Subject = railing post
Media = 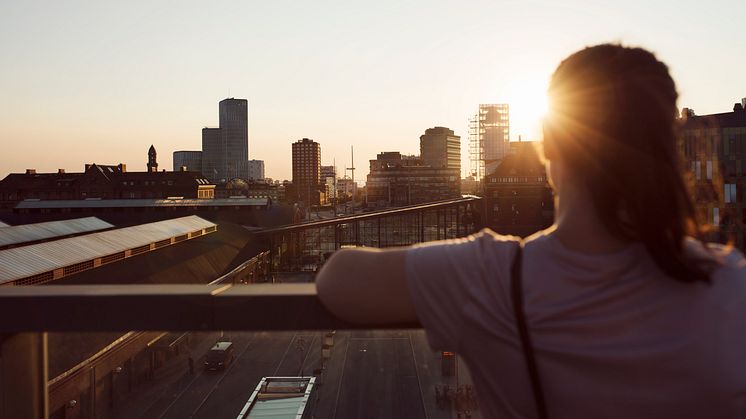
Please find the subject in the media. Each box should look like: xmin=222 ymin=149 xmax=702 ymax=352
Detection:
xmin=0 ymin=332 xmax=48 ymax=419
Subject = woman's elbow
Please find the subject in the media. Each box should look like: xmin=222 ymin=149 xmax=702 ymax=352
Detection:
xmin=316 ymin=250 xmax=354 ymax=320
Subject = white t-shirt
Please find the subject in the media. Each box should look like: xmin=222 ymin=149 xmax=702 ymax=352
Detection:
xmin=405 ymin=228 xmax=746 ymax=419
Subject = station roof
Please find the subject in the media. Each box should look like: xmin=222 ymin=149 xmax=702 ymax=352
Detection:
xmin=15 ymin=198 xmax=268 ymax=209
xmin=0 ymin=215 xmax=216 ymax=285
xmin=0 ymin=217 xmax=113 ymax=249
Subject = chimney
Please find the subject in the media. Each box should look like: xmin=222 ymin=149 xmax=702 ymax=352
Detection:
xmin=57 ymin=169 xmax=65 ymax=174
xmin=180 ymin=166 xmax=188 ymax=172
xmin=118 ymin=163 xmax=127 ymax=173
xmin=25 ymin=169 xmax=36 ymax=175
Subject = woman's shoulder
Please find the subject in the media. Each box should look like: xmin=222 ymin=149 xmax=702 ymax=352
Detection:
xmin=685 ymin=238 xmax=746 ymax=270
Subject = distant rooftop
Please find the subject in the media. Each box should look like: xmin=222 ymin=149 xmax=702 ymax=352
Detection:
xmin=0 ymin=217 xmax=113 ymax=249
xmin=15 ymin=197 xmax=268 ymax=210
xmin=0 ymin=215 xmax=216 ymax=285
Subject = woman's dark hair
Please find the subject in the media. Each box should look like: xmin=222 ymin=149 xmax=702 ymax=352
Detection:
xmin=545 ymin=44 xmax=710 ymax=282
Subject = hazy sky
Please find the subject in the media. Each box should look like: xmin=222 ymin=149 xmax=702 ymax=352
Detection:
xmin=1 ymin=0 xmax=744 ymax=181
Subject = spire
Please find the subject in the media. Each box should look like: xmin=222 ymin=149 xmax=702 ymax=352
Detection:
xmin=147 ymin=145 xmax=158 ymax=172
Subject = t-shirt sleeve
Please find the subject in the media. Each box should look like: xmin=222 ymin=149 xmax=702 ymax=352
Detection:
xmin=405 ymin=229 xmax=516 ymax=351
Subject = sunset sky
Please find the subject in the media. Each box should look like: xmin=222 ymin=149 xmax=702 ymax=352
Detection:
xmin=1 ymin=0 xmax=744 ymax=181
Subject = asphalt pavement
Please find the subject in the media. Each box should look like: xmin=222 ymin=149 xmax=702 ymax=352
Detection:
xmin=116 ymin=330 xmax=482 ymax=419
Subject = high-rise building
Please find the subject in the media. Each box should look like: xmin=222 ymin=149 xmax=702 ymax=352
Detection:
xmin=173 ymin=151 xmax=203 ymax=173
xmin=469 ymin=104 xmax=510 ymax=180
xmin=291 ymin=138 xmax=322 ymax=205
xmin=420 ymin=126 xmax=460 ymax=170
xmin=199 ymin=98 xmax=250 ymax=183
xmin=219 ymin=98 xmax=249 ymax=180
xmin=247 ymin=160 xmax=265 ymax=181
xmin=201 ymin=127 xmax=222 ymax=182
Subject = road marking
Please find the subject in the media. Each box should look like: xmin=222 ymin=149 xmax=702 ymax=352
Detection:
xmin=408 ymin=330 xmax=430 ymax=419
xmin=332 ymin=332 xmax=351 ymax=419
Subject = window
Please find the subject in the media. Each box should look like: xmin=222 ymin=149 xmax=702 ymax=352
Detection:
xmin=713 ymin=207 xmax=720 ymax=225
xmin=706 ymin=160 xmax=713 ymax=180
xmin=724 ymin=184 xmax=736 ymax=203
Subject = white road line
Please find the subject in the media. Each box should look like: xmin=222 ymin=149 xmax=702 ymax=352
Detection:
xmin=332 ymin=332 xmax=351 ymax=419
xmin=408 ymin=330 xmax=430 ymax=419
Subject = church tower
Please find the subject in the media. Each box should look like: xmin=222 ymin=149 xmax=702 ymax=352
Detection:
xmin=147 ymin=145 xmax=158 ymax=172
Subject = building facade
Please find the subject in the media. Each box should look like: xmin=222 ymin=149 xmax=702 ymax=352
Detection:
xmin=219 ymin=98 xmax=249 ymax=180
xmin=482 ymin=142 xmax=553 ymax=237
xmin=173 ymin=151 xmax=203 ymax=173
xmin=201 ymin=127 xmax=223 ymax=182
xmin=0 ymin=147 xmax=215 ymax=207
xmin=247 ymin=160 xmax=265 ymax=181
xmin=680 ymin=100 xmax=746 ymax=249
xmin=291 ymin=138 xmax=323 ymax=206
xmin=366 ymin=152 xmax=459 ymax=207
xmin=469 ymin=104 xmax=510 ymax=181
xmin=420 ymin=126 xmax=461 ymax=170
xmin=199 ymin=98 xmax=250 ymax=183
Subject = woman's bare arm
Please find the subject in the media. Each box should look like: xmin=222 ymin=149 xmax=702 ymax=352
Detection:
xmin=315 ymin=247 xmax=418 ymax=324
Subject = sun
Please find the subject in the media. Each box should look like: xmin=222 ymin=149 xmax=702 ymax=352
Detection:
xmin=503 ymin=77 xmax=549 ymax=142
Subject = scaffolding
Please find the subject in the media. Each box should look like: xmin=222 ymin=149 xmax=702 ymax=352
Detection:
xmin=469 ymin=104 xmax=510 ymax=182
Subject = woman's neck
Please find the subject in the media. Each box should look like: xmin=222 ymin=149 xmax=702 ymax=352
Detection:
xmin=552 ymin=182 xmax=629 ymax=254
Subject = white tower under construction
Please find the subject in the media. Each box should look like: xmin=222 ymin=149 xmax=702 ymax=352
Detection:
xmin=469 ymin=104 xmax=510 ymax=181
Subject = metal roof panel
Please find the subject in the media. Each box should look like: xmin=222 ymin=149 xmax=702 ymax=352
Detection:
xmin=0 ymin=217 xmax=114 ymax=248
xmin=0 ymin=216 xmax=216 ymax=284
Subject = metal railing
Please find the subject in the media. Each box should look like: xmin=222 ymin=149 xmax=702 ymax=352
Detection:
xmin=0 ymin=284 xmax=419 ymax=418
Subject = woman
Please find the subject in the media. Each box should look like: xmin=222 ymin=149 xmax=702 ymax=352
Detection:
xmin=316 ymin=44 xmax=746 ymax=418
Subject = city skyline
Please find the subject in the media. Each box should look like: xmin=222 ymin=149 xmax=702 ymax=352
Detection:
xmin=1 ymin=1 xmax=744 ymax=181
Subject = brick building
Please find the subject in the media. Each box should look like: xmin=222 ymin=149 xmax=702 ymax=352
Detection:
xmin=680 ymin=99 xmax=746 ymax=249
xmin=482 ymin=142 xmax=553 ymax=237
xmin=0 ymin=147 xmax=214 ymax=208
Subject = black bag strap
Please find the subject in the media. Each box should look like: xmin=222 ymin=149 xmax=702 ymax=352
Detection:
xmin=511 ymin=242 xmax=549 ymax=419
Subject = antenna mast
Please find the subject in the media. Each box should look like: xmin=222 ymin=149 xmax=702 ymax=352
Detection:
xmin=345 ymin=146 xmax=355 ymax=213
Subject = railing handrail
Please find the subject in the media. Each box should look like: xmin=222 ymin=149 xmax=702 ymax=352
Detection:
xmin=0 ymin=284 xmax=420 ymax=332
xmin=254 ymin=196 xmax=481 ymax=234
xmin=208 ymin=250 xmax=270 ymax=285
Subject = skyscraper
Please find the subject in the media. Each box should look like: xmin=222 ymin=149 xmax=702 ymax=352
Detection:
xmin=292 ymin=138 xmax=321 ymax=205
xmin=219 ymin=98 xmax=249 ymax=180
xmin=420 ymin=127 xmax=460 ymax=171
xmin=201 ymin=127 xmax=222 ymax=182
xmin=469 ymin=104 xmax=510 ymax=180
xmin=198 ymin=98 xmax=250 ymax=183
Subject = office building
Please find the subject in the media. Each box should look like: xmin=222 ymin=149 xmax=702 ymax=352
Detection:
xmin=201 ymin=127 xmax=223 ymax=182
xmin=366 ymin=152 xmax=459 ymax=207
xmin=469 ymin=104 xmax=510 ymax=181
xmin=291 ymin=138 xmax=323 ymax=206
xmin=247 ymin=160 xmax=265 ymax=181
xmin=199 ymin=98 xmax=249 ymax=183
xmin=420 ymin=127 xmax=460 ymax=170
xmin=219 ymin=98 xmax=249 ymax=180
xmin=173 ymin=151 xmax=203 ymax=173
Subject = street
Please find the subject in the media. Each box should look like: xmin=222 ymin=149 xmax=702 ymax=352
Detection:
xmin=115 ymin=330 xmax=481 ymax=418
